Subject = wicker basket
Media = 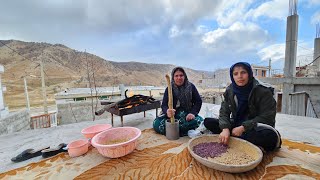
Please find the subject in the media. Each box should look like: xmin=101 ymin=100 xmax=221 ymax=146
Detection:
xmin=188 ymin=135 xmax=263 ymax=173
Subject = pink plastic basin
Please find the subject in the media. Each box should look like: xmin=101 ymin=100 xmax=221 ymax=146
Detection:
xmin=81 ymin=124 xmax=112 ymax=139
xmin=67 ymin=139 xmax=89 ymax=157
xmin=91 ymin=127 xmax=141 ymax=158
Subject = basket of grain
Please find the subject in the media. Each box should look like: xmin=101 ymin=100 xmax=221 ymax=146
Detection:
xmin=188 ymin=135 xmax=263 ymax=173
xmin=91 ymin=127 xmax=141 ymax=158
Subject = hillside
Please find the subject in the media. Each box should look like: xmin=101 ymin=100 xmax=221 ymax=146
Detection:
xmin=0 ymin=40 xmax=213 ymax=109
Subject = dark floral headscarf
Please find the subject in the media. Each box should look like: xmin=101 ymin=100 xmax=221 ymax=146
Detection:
xmin=171 ymin=67 xmax=192 ymax=112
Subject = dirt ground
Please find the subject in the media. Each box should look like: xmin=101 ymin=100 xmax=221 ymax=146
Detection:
xmin=3 ymin=77 xmax=78 ymax=111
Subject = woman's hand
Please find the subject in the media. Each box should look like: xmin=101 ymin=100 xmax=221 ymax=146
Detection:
xmin=166 ymin=109 xmax=176 ymax=118
xmin=186 ymin=113 xmax=195 ymax=121
xmin=219 ymin=128 xmax=230 ymax=145
xmin=232 ymin=126 xmax=245 ymax=137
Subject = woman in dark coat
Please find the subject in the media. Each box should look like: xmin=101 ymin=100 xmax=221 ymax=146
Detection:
xmin=153 ymin=67 xmax=203 ymax=136
xmin=204 ymin=62 xmax=281 ymax=151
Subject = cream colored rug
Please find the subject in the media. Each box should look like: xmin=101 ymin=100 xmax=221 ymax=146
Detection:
xmin=1 ymin=129 xmax=320 ymax=180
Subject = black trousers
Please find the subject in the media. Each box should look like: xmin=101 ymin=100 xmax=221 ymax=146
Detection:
xmin=204 ymin=118 xmax=281 ymax=152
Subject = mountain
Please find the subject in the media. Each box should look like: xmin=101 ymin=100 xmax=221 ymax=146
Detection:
xmin=0 ymin=40 xmax=213 ymax=109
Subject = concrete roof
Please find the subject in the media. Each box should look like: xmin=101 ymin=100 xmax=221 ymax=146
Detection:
xmin=55 ymin=87 xmax=120 ymax=96
xmin=55 ymin=86 xmax=166 ymax=99
xmin=251 ymin=65 xmax=269 ymax=70
xmin=126 ymin=86 xmax=165 ymax=91
xmin=55 ymin=86 xmax=166 ymax=96
xmin=0 ymin=103 xmax=319 ymax=173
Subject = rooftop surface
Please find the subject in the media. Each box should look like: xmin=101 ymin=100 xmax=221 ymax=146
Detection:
xmin=0 ymin=103 xmax=319 ymax=173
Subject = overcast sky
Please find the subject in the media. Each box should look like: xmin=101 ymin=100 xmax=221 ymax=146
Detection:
xmin=1 ymin=0 xmax=320 ymax=71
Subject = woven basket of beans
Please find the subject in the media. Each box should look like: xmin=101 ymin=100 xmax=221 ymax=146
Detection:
xmin=188 ymin=135 xmax=263 ymax=173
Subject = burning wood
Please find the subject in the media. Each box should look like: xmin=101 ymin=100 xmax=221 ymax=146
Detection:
xmin=116 ymin=95 xmax=156 ymax=109
xmin=95 ymin=94 xmax=157 ymax=116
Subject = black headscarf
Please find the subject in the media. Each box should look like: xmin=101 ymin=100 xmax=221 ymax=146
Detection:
xmin=171 ymin=67 xmax=192 ymax=112
xmin=229 ymin=62 xmax=253 ymax=125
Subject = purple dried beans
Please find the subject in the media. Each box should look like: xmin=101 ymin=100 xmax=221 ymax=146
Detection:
xmin=193 ymin=142 xmax=228 ymax=158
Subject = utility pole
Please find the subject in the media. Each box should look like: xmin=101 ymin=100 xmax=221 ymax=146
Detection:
xmin=40 ymin=57 xmax=48 ymax=114
xmin=299 ymin=60 xmax=301 ymax=76
xmin=268 ymin=58 xmax=272 ymax=77
xmin=23 ymin=77 xmax=30 ymax=111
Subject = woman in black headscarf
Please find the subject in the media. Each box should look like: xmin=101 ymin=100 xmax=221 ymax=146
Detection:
xmin=204 ymin=62 xmax=281 ymax=152
xmin=153 ymin=67 xmax=203 ymax=136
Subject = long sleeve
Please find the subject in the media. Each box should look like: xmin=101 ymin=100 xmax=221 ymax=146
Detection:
xmin=242 ymin=87 xmax=276 ymax=131
xmin=161 ymin=87 xmax=169 ymax=115
xmin=219 ymin=90 xmax=232 ymax=130
xmin=190 ymin=84 xmax=202 ymax=115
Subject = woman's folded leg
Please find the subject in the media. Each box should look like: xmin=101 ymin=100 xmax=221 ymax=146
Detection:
xmin=203 ymin=118 xmax=221 ymax=134
xmin=179 ymin=114 xmax=204 ymax=136
xmin=242 ymin=123 xmax=281 ymax=152
xmin=153 ymin=114 xmax=167 ymax=135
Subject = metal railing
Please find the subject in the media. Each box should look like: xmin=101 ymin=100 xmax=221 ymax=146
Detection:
xmin=30 ymin=112 xmax=57 ymax=129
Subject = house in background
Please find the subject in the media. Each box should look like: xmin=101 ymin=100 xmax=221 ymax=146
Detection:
xmin=296 ymin=65 xmax=319 ymax=77
xmin=200 ymin=68 xmax=229 ymax=88
xmin=251 ymin=65 xmax=269 ymax=78
xmin=200 ymin=65 xmax=270 ymax=88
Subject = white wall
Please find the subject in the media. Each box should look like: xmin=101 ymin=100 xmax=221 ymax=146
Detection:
xmin=0 ymin=75 xmax=4 ymax=111
xmin=0 ymin=64 xmax=7 ymax=118
xmin=0 ymin=110 xmax=30 ymax=135
xmin=57 ymin=101 xmax=110 ymax=125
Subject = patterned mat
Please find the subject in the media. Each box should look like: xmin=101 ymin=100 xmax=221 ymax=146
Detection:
xmin=1 ymin=129 xmax=320 ymax=179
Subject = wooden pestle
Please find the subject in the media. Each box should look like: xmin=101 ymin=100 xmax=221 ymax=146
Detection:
xmin=165 ymin=74 xmax=175 ymax=124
